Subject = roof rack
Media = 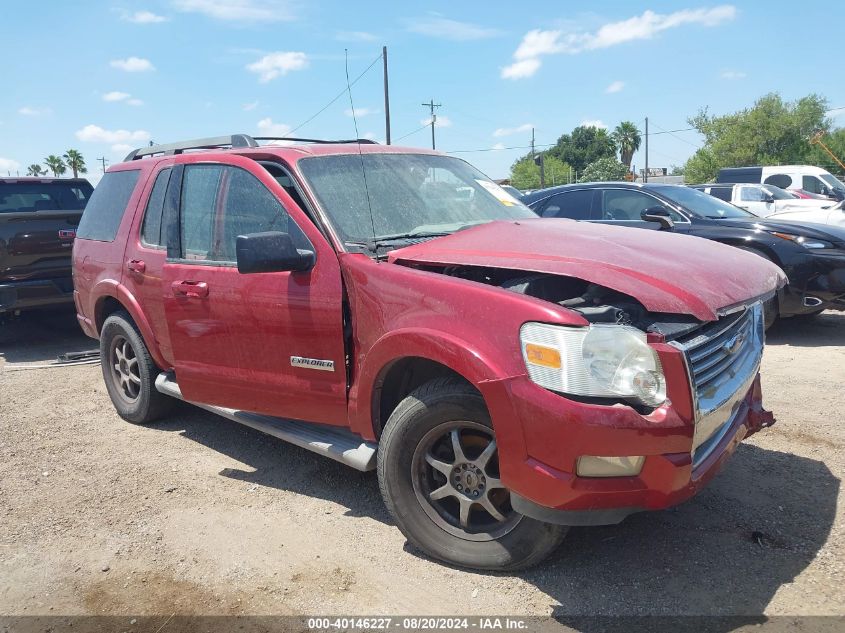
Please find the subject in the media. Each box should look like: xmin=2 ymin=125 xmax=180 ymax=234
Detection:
xmin=123 ymin=134 xmax=378 ymax=162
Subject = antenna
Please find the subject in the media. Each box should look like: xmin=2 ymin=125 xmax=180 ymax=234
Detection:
xmin=345 ymin=49 xmax=378 ymax=251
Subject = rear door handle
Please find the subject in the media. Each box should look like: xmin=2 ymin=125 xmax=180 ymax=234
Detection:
xmin=126 ymin=259 xmax=146 ymax=274
xmin=171 ymin=280 xmax=209 ymax=298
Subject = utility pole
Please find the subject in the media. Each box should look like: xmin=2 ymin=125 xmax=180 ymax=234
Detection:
xmin=97 ymin=157 xmax=109 ymax=173
xmin=530 ymin=127 xmax=535 ymax=162
xmin=644 ymin=116 xmax=649 ymax=183
xmin=421 ymin=99 xmax=441 ymax=150
xmin=383 ymin=46 xmax=391 ymax=145
xmin=531 ymin=127 xmax=545 ymax=188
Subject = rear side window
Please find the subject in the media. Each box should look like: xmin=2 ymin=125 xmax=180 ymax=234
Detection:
xmin=709 ymin=187 xmax=733 ymax=202
xmin=140 ymin=169 xmax=171 ymax=248
xmin=764 ymin=174 xmax=792 ymax=189
xmin=540 ymin=190 xmax=593 ymax=220
xmin=77 ymin=171 xmax=140 ymax=241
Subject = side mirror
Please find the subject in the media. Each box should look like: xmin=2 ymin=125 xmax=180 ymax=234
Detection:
xmin=640 ymin=206 xmax=674 ymax=230
xmin=763 ymin=194 xmax=775 ymax=204
xmin=236 ymin=231 xmax=315 ymax=274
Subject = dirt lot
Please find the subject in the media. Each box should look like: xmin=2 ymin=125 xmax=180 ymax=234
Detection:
xmin=1 ymin=309 xmax=843 ymax=619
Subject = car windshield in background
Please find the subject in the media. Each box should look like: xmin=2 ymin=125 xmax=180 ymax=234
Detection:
xmin=0 ymin=181 xmax=93 ymax=213
xmin=298 ymin=153 xmax=535 ymax=245
xmin=762 ymin=185 xmax=796 ymax=200
xmin=820 ymin=173 xmax=845 ymax=192
xmin=652 ymin=185 xmax=753 ymax=219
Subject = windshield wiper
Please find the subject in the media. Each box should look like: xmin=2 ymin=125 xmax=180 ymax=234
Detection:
xmin=367 ymin=231 xmax=451 ymax=250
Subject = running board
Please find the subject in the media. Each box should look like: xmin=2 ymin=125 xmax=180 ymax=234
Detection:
xmin=154 ymin=373 xmax=377 ymax=471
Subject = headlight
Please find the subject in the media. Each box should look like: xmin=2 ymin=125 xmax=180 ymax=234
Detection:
xmin=520 ymin=322 xmax=666 ymax=407
xmin=770 ymin=231 xmax=832 ymax=249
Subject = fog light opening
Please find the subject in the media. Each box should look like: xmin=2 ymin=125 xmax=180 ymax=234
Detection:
xmin=577 ymin=455 xmax=645 ymax=478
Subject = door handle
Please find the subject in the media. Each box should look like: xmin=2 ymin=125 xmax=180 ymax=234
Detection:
xmin=171 ymin=280 xmax=209 ymax=298
xmin=126 ymin=259 xmax=146 ymax=274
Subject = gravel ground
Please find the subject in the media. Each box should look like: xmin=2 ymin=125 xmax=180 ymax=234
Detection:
xmin=0 ymin=309 xmax=843 ymax=619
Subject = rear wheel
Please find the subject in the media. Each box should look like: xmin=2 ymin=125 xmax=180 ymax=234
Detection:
xmin=100 ymin=311 xmax=173 ymax=424
xmin=377 ymin=378 xmax=567 ymax=571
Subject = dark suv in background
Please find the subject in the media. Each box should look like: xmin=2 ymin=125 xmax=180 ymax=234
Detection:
xmin=0 ymin=177 xmax=93 ymax=315
xmin=522 ymin=182 xmax=845 ymax=323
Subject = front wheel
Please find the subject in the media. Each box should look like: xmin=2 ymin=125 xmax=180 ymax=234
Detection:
xmin=377 ymin=378 xmax=567 ymax=571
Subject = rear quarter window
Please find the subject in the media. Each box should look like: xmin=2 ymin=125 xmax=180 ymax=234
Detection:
xmin=77 ymin=170 xmax=141 ymax=242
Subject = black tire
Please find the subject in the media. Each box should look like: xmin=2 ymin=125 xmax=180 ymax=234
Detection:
xmin=377 ymin=377 xmax=567 ymax=571
xmin=100 ymin=310 xmax=173 ymax=424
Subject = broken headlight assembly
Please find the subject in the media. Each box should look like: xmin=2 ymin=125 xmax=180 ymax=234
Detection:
xmin=519 ymin=322 xmax=666 ymax=408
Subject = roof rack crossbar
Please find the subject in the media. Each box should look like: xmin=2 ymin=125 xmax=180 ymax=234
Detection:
xmin=124 ymin=134 xmax=259 ymax=161
xmin=123 ymin=134 xmax=379 ymax=162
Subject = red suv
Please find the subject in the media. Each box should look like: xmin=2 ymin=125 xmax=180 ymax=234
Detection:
xmin=73 ymin=134 xmax=783 ymax=570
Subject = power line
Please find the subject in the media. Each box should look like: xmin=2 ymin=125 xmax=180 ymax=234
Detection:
xmin=287 ymin=52 xmax=383 ymax=136
xmin=649 ymin=122 xmax=701 ymax=148
xmin=394 ymin=123 xmax=432 ymax=143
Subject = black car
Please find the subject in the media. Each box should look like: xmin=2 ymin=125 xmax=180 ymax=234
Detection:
xmin=522 ymin=182 xmax=845 ymax=323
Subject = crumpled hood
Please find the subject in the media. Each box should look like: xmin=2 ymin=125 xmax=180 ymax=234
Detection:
xmin=388 ymin=218 xmax=786 ymax=322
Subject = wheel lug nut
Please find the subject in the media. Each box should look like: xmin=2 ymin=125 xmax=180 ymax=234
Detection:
xmin=457 ymin=484 xmax=463 ymax=491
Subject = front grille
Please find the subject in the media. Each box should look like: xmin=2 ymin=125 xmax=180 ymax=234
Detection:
xmin=671 ymin=303 xmax=765 ymax=467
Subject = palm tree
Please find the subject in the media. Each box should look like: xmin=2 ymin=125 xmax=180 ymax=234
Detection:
xmin=612 ymin=121 xmax=642 ymax=171
xmin=27 ymin=164 xmax=47 ymax=176
xmin=63 ymin=149 xmax=87 ymax=178
xmin=44 ymin=155 xmax=67 ymax=178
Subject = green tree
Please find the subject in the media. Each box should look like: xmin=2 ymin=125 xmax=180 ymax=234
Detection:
xmin=547 ymin=125 xmax=617 ymax=172
xmin=62 ymin=149 xmax=87 ymax=178
xmin=578 ymin=157 xmax=629 ymax=182
xmin=808 ymin=128 xmax=845 ymax=179
xmin=683 ymin=93 xmax=830 ymax=183
xmin=612 ymin=121 xmax=642 ymax=170
xmin=26 ymin=164 xmax=47 ymax=176
xmin=510 ymin=154 xmax=572 ymax=190
xmin=44 ymin=155 xmax=66 ymax=177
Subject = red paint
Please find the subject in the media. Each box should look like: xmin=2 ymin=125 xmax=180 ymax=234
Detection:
xmin=73 ymin=143 xmax=780 ymax=518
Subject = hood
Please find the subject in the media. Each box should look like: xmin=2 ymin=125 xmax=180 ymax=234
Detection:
xmin=388 ymin=219 xmax=785 ymax=322
xmin=721 ymin=217 xmax=845 ymax=244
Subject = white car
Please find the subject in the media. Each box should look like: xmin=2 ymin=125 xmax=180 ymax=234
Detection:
xmin=717 ymin=165 xmax=845 ymax=201
xmin=694 ymin=183 xmax=845 ymax=227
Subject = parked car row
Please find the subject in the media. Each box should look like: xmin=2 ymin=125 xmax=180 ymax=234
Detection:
xmin=63 ymin=134 xmax=788 ymax=572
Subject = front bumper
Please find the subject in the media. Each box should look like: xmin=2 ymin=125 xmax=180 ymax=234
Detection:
xmin=0 ymin=277 xmax=74 ymax=313
xmin=478 ymin=336 xmax=772 ymax=526
xmin=780 ymin=250 xmax=845 ymax=314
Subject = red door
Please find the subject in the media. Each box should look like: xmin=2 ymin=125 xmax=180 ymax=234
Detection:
xmin=161 ymin=158 xmax=348 ymax=426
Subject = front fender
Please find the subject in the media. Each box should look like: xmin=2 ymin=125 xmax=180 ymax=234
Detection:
xmin=347 ymin=327 xmax=514 ymax=440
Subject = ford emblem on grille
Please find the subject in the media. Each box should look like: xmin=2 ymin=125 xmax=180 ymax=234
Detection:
xmin=722 ymin=331 xmax=746 ymax=356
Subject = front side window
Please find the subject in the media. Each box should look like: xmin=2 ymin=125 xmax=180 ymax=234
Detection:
xmin=297 ymin=153 xmax=535 ymax=246
xmin=540 ymin=190 xmax=593 ymax=220
xmin=740 ymin=186 xmax=763 ymax=202
xmin=598 ymin=189 xmax=659 ymax=221
xmin=802 ymin=175 xmax=826 ymax=194
xmin=179 ymin=164 xmax=299 ymax=263
xmin=649 ymin=185 xmax=753 ymax=219
xmin=77 ymin=170 xmax=140 ymax=241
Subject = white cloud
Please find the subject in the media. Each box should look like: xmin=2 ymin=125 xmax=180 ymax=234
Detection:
xmin=605 ymin=80 xmax=625 ymax=93
xmin=103 ymin=91 xmax=130 ymax=102
xmin=0 ymin=157 xmax=21 ymax=173
xmin=502 ymin=5 xmax=736 ymax=79
xmin=493 ymin=123 xmax=533 ymax=137
xmin=18 ymin=106 xmax=51 ymax=116
xmin=110 ymin=57 xmax=156 ymax=72
xmin=173 ymin=0 xmax=296 ymax=23
xmin=122 ymin=10 xmax=168 ymax=23
xmin=344 ymin=107 xmax=379 ymax=117
xmin=111 ymin=143 xmax=134 ymax=154
xmin=257 ymin=117 xmax=292 ymax=137
xmin=76 ymin=124 xmax=151 ymax=144
xmin=501 ymin=58 xmax=541 ymax=79
xmin=580 ymin=119 xmax=607 ymax=129
xmin=407 ymin=16 xmax=503 ymax=41
xmin=336 ymin=30 xmax=378 ymax=42
xmin=720 ymin=70 xmax=746 ymax=79
xmin=420 ymin=115 xmax=452 ymax=128
xmin=243 ymin=101 xmax=259 ymax=111
xmin=246 ymin=51 xmax=308 ymax=82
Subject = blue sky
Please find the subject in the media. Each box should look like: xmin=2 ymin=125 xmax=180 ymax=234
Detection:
xmin=2 ymin=1 xmax=844 ymax=183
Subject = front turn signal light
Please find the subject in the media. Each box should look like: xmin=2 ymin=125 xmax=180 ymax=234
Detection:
xmin=524 ymin=343 xmax=562 ymax=369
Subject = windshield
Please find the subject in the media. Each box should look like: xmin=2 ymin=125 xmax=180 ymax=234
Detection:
xmin=761 ymin=185 xmax=796 ymax=200
xmin=650 ymin=185 xmax=754 ymax=219
xmin=0 ymin=181 xmax=93 ymax=213
xmin=820 ymin=173 xmax=845 ymax=191
xmin=298 ymin=153 xmax=535 ymax=244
